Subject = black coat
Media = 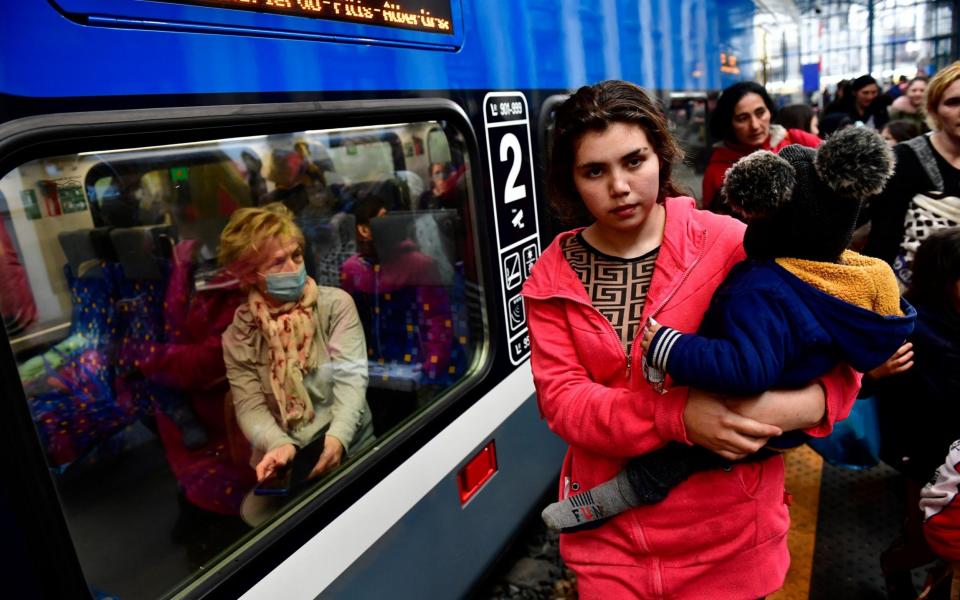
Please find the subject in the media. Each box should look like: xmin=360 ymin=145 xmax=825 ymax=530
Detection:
xmin=877 ymin=301 xmax=960 ymax=482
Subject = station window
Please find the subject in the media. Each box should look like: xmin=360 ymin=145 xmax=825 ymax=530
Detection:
xmin=0 ymin=119 xmax=481 ymax=598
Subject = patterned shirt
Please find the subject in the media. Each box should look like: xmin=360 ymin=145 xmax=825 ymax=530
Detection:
xmin=562 ymin=232 xmax=659 ymax=356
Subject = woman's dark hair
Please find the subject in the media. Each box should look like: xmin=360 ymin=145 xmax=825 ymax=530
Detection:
xmin=775 ymin=104 xmax=816 ymax=132
xmin=819 ymin=112 xmax=853 ymax=138
xmin=709 ymin=81 xmax=775 ymax=142
xmin=548 ymin=80 xmax=684 ymax=226
xmin=354 ymin=193 xmax=388 ymax=226
xmin=836 ymin=79 xmax=851 ymax=98
xmin=851 ymin=74 xmax=879 ymax=93
xmin=883 ymin=119 xmax=921 ymax=143
xmin=906 ymin=227 xmax=960 ymax=312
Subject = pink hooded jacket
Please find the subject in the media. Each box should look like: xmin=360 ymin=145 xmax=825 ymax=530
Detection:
xmin=522 ymin=197 xmax=860 ymax=599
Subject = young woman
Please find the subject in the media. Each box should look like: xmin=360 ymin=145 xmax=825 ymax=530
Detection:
xmin=864 ymin=62 xmax=960 ymax=285
xmin=701 ymin=82 xmax=820 ymax=211
xmin=521 ymin=80 xmax=860 ymax=598
xmin=843 ymin=74 xmax=889 ymax=130
xmin=219 ymin=203 xmax=374 ymax=486
xmin=888 ymin=77 xmax=929 ymax=134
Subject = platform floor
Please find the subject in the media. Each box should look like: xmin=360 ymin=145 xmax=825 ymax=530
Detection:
xmin=479 ymin=445 xmax=952 ymax=599
xmin=776 ymin=446 xmax=904 ymax=599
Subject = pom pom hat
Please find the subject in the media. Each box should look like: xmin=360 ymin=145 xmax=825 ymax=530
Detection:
xmin=721 ymin=127 xmax=894 ymax=261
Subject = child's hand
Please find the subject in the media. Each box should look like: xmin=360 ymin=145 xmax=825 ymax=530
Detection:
xmin=640 ymin=317 xmax=662 ymax=354
xmin=867 ymin=342 xmax=914 ymax=380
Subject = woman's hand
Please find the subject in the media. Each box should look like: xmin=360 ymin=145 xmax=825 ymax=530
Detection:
xmin=256 ymin=443 xmax=296 ymax=482
xmin=867 ymin=342 xmax=914 ymax=380
xmin=683 ymin=389 xmax=782 ymax=461
xmin=308 ymin=435 xmax=345 ymax=479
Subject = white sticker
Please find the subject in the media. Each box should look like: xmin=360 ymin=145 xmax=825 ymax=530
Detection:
xmin=483 ymin=91 xmax=541 ymax=365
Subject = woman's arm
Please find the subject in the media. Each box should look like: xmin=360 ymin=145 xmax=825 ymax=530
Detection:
xmin=222 ymin=326 xmax=296 ymax=454
xmin=322 ymin=289 xmax=369 ymax=454
xmin=134 ymin=335 xmax=229 ymax=391
xmin=683 ymin=389 xmax=783 ymax=461
xmin=726 ymin=362 xmax=862 ymax=437
xmin=725 ymin=383 xmax=825 ymax=432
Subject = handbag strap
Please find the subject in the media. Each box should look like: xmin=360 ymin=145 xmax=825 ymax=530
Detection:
xmin=905 ymin=133 xmax=944 ymax=192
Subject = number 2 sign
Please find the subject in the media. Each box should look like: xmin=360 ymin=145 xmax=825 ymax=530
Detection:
xmin=483 ymin=92 xmax=541 ymax=365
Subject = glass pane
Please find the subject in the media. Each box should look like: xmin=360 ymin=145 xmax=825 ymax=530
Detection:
xmin=427 ymin=126 xmax=452 ymax=166
xmin=0 ymin=119 xmax=482 ymax=599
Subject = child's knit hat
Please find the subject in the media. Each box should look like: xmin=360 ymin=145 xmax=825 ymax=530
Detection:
xmin=721 ymin=126 xmax=894 ymax=261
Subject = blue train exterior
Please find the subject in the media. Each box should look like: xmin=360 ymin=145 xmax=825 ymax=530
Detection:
xmin=0 ymin=2 xmax=757 ymax=598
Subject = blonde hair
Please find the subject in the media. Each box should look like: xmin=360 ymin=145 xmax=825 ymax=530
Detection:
xmin=926 ymin=62 xmax=960 ymax=130
xmin=218 ymin=202 xmax=304 ymax=286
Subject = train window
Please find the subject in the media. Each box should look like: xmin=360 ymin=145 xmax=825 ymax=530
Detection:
xmin=427 ymin=126 xmax=452 ymax=166
xmin=0 ymin=119 xmax=481 ymax=599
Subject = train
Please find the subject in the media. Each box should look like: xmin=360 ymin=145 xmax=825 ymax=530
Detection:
xmin=0 ymin=1 xmax=758 ymax=598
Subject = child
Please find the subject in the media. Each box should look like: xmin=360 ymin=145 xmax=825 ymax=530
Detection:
xmin=542 ymin=126 xmax=916 ymax=531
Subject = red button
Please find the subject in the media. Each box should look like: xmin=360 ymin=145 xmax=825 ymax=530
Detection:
xmin=457 ymin=440 xmax=498 ymax=505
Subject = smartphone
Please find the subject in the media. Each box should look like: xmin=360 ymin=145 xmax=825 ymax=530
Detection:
xmin=253 ymin=466 xmax=293 ymax=496
xmin=252 ymin=423 xmax=330 ymax=497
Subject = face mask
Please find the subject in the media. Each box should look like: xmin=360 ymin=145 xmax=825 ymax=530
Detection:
xmin=262 ymin=264 xmax=306 ymax=303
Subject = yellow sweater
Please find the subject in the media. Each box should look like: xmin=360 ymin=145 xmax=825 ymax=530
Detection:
xmin=776 ymin=250 xmax=903 ymax=317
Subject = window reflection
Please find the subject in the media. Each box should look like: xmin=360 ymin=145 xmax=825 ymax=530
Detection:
xmin=0 ymin=120 xmax=479 ymax=599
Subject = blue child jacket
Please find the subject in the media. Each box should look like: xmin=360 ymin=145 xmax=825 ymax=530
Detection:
xmin=648 ymin=256 xmax=917 ymax=398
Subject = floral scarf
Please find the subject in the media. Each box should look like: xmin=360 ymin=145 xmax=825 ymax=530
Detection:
xmin=247 ymin=277 xmax=320 ymax=431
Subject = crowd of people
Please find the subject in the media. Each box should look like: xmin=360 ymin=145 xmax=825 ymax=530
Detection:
xmin=526 ymin=64 xmax=960 ymax=599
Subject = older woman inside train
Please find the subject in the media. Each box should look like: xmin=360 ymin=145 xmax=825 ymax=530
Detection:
xmin=701 ymin=81 xmax=820 ymax=211
xmin=219 ymin=203 xmax=373 ymax=486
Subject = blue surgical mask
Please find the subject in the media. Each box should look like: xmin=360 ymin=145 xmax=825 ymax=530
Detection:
xmin=262 ymin=264 xmax=306 ymax=302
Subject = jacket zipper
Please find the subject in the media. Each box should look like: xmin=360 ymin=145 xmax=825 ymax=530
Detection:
xmin=632 ymin=231 xmax=709 ymax=388
xmin=647 ymin=231 xmax=708 ymax=321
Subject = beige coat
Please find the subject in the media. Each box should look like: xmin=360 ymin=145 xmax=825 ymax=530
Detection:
xmin=222 ymin=285 xmax=374 ymax=465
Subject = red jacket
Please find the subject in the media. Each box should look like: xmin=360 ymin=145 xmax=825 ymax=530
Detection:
xmin=0 ymin=220 xmax=37 ymax=334
xmin=522 ymin=197 xmax=860 ymax=599
xmin=920 ymin=440 xmax=960 ymax=563
xmin=122 ymin=245 xmax=255 ymax=515
xmin=702 ymin=127 xmax=822 ymax=210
